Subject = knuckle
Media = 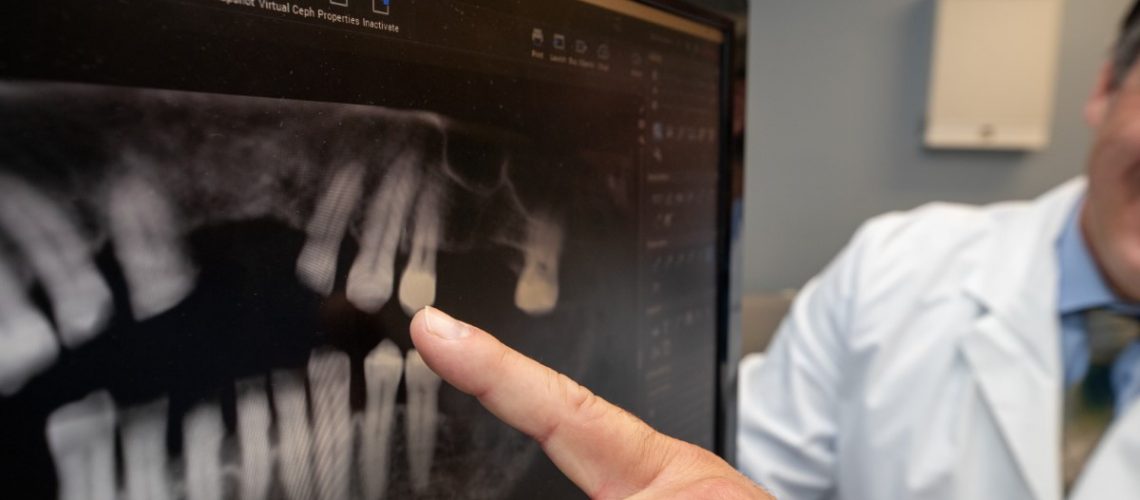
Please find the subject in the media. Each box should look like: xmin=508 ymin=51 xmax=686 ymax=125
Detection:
xmin=555 ymin=371 xmax=600 ymax=418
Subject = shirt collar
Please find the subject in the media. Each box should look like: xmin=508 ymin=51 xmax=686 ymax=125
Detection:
xmin=1057 ymin=198 xmax=1140 ymax=315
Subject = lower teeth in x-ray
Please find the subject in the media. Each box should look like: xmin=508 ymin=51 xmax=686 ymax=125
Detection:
xmin=360 ymin=339 xmax=403 ymax=500
xmin=44 ymin=347 xmax=444 ymax=500
xmin=182 ymin=401 xmax=225 ymax=500
xmin=121 ymin=399 xmax=173 ymax=500
xmin=46 ymin=392 xmax=117 ymax=500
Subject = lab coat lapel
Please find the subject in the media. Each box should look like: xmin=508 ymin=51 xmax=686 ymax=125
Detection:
xmin=1068 ymin=400 xmax=1140 ymax=499
xmin=960 ymin=178 xmax=1085 ymax=500
xmin=960 ymin=314 xmax=1061 ymax=500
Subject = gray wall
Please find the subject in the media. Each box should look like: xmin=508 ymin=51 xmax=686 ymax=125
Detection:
xmin=742 ymin=0 xmax=1132 ymax=293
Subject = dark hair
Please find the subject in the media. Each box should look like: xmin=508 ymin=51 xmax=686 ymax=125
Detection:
xmin=1113 ymin=0 xmax=1140 ymax=87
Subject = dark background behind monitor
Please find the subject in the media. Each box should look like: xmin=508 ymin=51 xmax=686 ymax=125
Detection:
xmin=0 ymin=0 xmax=738 ymax=497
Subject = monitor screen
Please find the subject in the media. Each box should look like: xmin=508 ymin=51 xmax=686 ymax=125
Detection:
xmin=0 ymin=0 xmax=733 ymax=498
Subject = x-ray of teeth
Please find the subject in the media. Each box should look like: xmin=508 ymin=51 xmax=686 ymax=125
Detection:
xmin=405 ymin=349 xmax=443 ymax=494
xmin=122 ymin=399 xmax=173 ymax=500
xmin=514 ymin=216 xmax=564 ymax=316
xmin=1 ymin=78 xmax=640 ymax=499
xmin=347 ymin=153 xmax=424 ymax=314
xmin=297 ymin=163 xmax=367 ymax=296
xmin=45 ymin=392 xmax=116 ymax=500
xmin=105 ymin=173 xmax=197 ymax=321
xmin=237 ymin=377 xmax=274 ymax=500
xmin=309 ymin=350 xmax=353 ymax=500
xmin=361 ymin=339 xmax=404 ymax=500
xmin=272 ymin=370 xmax=317 ymax=500
xmin=398 ymin=181 xmax=444 ymax=316
xmin=0 ymin=252 xmax=59 ymax=395
xmin=0 ymin=173 xmax=112 ymax=348
xmin=182 ymin=402 xmax=225 ymax=500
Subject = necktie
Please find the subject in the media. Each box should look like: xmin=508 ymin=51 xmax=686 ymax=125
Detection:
xmin=1061 ymin=309 xmax=1140 ymax=493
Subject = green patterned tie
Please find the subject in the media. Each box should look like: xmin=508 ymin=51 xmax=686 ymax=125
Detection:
xmin=1061 ymin=309 xmax=1140 ymax=493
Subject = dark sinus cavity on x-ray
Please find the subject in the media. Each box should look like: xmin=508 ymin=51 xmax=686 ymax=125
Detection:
xmin=0 ymin=79 xmax=641 ymax=499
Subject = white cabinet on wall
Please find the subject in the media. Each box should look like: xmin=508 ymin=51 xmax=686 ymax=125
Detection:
xmin=925 ymin=0 xmax=1066 ymax=151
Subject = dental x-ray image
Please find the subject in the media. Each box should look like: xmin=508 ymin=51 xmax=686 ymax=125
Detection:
xmin=0 ymin=81 xmax=641 ymax=499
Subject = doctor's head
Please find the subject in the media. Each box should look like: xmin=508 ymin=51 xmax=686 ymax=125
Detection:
xmin=1081 ymin=0 xmax=1140 ymax=301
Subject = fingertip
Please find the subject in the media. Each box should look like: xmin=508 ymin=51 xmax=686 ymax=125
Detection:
xmin=410 ymin=306 xmax=469 ymax=349
xmin=408 ymin=306 xmax=482 ymax=394
xmin=409 ymin=306 xmax=431 ymax=345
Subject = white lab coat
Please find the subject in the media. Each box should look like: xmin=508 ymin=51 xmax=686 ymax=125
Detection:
xmin=738 ymin=178 xmax=1140 ymax=500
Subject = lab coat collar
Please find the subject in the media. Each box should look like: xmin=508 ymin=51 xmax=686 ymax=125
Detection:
xmin=961 ymin=177 xmax=1087 ymax=500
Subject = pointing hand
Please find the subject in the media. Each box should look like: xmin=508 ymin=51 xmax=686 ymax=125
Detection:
xmin=409 ymin=307 xmax=773 ymax=500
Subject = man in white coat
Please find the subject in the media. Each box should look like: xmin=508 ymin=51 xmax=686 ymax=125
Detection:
xmin=410 ymin=2 xmax=1140 ymax=499
xmin=735 ymin=2 xmax=1140 ymax=498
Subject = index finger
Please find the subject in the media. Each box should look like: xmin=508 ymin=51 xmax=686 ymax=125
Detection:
xmin=408 ymin=306 xmax=677 ymax=498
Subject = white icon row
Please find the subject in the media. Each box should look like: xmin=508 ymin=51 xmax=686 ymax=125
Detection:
xmin=531 ymin=29 xmax=609 ymax=59
xmin=328 ymin=0 xmax=391 ymax=15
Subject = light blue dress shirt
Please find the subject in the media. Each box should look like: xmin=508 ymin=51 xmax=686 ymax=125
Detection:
xmin=1057 ymin=201 xmax=1140 ymax=417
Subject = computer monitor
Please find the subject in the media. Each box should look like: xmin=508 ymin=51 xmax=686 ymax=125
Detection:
xmin=0 ymin=0 xmax=736 ymax=498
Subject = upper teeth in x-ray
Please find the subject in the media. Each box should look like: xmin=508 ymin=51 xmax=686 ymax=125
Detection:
xmin=0 ymin=173 xmax=112 ymax=348
xmin=105 ymin=171 xmax=197 ymax=322
xmin=513 ymin=215 xmax=564 ymax=316
xmin=45 ymin=345 xmax=442 ymax=500
xmin=0 ymin=82 xmax=568 ymax=398
xmin=347 ymin=153 xmax=423 ymax=314
xmin=0 ymin=248 xmax=59 ymax=396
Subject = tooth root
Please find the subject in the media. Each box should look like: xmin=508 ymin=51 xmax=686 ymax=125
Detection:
xmin=271 ymin=370 xmax=316 ymax=500
xmin=106 ymin=175 xmax=196 ymax=321
xmin=297 ymin=164 xmax=366 ymax=295
xmin=360 ymin=340 xmax=404 ymax=500
xmin=237 ymin=377 xmax=272 ymax=500
xmin=183 ymin=402 xmax=224 ymax=500
xmin=46 ymin=391 xmax=117 ymax=500
xmin=347 ymin=155 xmax=422 ymax=313
xmin=308 ymin=350 xmax=353 ymax=500
xmin=398 ymin=183 xmax=442 ymax=316
xmin=0 ymin=174 xmax=111 ymax=347
xmin=121 ymin=399 xmax=173 ymax=500
xmin=514 ymin=216 xmax=563 ymax=316
xmin=0 ymin=255 xmax=59 ymax=396
xmin=404 ymin=349 xmax=442 ymax=494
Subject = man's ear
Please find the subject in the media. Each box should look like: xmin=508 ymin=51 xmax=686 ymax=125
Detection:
xmin=1085 ymin=62 xmax=1115 ymax=127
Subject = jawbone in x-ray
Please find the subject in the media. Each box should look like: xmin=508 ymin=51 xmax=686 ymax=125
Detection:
xmin=0 ymin=82 xmax=639 ymax=499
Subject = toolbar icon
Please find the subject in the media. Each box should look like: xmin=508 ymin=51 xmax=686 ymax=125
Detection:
xmin=553 ymin=33 xmax=566 ymax=51
xmin=372 ymin=0 xmax=390 ymax=15
xmin=532 ymin=28 xmax=545 ymax=47
xmin=575 ymin=39 xmax=588 ymax=54
xmin=331 ymin=0 xmax=348 ymax=6
xmin=597 ymin=43 xmax=610 ymax=60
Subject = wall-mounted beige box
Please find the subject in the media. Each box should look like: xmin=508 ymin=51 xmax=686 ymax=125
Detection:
xmin=925 ymin=0 xmax=1065 ymax=151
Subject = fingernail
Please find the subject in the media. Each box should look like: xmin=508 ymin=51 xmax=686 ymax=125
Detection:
xmin=423 ymin=306 xmax=468 ymax=340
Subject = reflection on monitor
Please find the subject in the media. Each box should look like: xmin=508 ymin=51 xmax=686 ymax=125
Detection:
xmin=0 ymin=1 xmax=730 ymax=498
